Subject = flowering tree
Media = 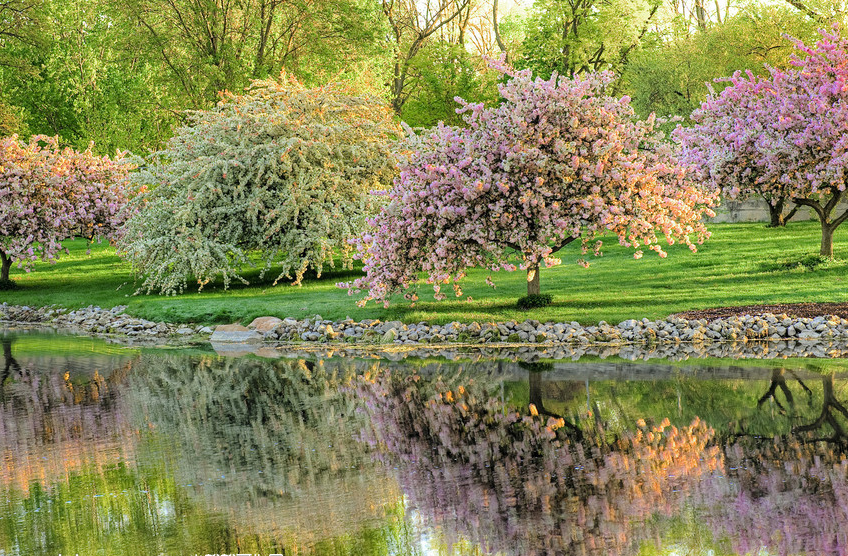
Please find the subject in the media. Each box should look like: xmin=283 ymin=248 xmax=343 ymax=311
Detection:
xmin=678 ymin=28 xmax=848 ymax=255
xmin=674 ymin=71 xmax=801 ymax=228
xmin=119 ymin=75 xmax=398 ymax=295
xmin=0 ymin=135 xmax=132 ymax=285
xmin=348 ymin=67 xmax=717 ymax=305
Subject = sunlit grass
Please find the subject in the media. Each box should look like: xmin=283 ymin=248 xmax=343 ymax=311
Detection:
xmin=3 ymin=220 xmax=848 ymax=325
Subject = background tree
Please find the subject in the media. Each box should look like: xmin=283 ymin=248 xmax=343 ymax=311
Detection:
xmin=518 ymin=0 xmax=662 ymax=80
xmin=119 ymin=76 xmax=398 ymax=295
xmin=400 ymin=41 xmax=499 ymax=127
xmin=0 ymin=135 xmax=132 ymax=285
xmin=0 ymin=0 xmax=179 ymax=154
xmin=349 ymin=67 xmax=717 ymax=306
xmin=624 ymin=1 xmax=818 ymax=127
xmin=0 ymin=0 xmax=45 ymax=69
xmin=381 ymin=0 xmax=473 ymax=116
xmin=677 ymin=28 xmax=848 ymax=255
xmin=122 ymin=0 xmax=386 ymax=108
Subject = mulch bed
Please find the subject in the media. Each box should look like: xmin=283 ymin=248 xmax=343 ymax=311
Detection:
xmin=673 ymin=302 xmax=848 ymax=321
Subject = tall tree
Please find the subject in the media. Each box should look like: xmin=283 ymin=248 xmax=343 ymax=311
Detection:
xmin=0 ymin=0 xmax=179 ymax=153
xmin=624 ymin=1 xmax=818 ymax=125
xmin=122 ymin=0 xmax=385 ymax=107
xmin=381 ymin=0 xmax=472 ymax=115
xmin=519 ymin=0 xmax=662 ymax=79
xmin=0 ymin=0 xmax=45 ymax=69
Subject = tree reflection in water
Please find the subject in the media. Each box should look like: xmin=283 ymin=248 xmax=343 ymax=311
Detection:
xmin=704 ymin=372 xmax=848 ymax=556
xmin=3 ymin=333 xmax=848 ymax=556
xmin=353 ymin=368 xmax=723 ymax=555
xmin=122 ymin=354 xmax=406 ymax=549
xmin=0 ymin=336 xmax=135 ymax=492
xmin=0 ymin=341 xmax=415 ymax=556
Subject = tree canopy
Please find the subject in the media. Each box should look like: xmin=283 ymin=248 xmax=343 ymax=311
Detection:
xmin=677 ymin=28 xmax=848 ymax=256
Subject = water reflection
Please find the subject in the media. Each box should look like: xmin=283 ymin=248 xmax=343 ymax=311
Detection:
xmin=2 ymin=331 xmax=848 ymax=555
xmin=353 ymin=368 xmax=723 ymax=556
xmin=122 ymin=354 xmax=403 ymax=549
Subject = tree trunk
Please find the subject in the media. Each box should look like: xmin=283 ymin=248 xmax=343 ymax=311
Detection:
xmin=821 ymin=221 xmax=835 ymax=257
xmin=768 ymin=206 xmax=786 ymax=227
xmin=527 ymin=265 xmax=540 ymax=296
xmin=766 ymin=197 xmax=800 ymax=227
xmin=493 ymin=0 xmax=509 ymax=61
xmin=768 ymin=198 xmax=788 ymax=227
xmin=0 ymin=251 xmax=11 ymax=282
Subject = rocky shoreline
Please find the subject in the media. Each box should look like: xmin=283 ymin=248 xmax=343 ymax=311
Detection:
xmin=3 ymin=302 xmax=848 ymax=355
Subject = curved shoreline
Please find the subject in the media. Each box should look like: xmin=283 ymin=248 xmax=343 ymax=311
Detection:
xmin=4 ymin=302 xmax=848 ymax=361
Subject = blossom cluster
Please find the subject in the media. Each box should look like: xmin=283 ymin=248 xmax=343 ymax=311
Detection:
xmin=0 ymin=135 xmax=132 ymax=279
xmin=349 ymin=67 xmax=717 ymax=306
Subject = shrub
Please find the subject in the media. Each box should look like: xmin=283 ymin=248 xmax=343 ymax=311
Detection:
xmin=517 ymin=293 xmax=554 ymax=310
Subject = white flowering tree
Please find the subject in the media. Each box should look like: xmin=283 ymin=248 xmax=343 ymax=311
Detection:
xmin=120 ymin=75 xmax=398 ymax=294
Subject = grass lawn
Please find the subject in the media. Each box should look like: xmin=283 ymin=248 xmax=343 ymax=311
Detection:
xmin=3 ymin=220 xmax=848 ymax=325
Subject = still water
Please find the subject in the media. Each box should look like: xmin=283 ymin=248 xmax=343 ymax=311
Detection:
xmin=2 ymin=329 xmax=848 ymax=556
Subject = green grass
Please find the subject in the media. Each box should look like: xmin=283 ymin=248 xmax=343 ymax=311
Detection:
xmin=3 ymin=220 xmax=848 ymax=325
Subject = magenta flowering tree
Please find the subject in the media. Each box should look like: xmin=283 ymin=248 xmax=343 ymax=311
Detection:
xmin=0 ymin=135 xmax=132 ymax=285
xmin=677 ymin=28 xmax=848 ymax=256
xmin=348 ymin=67 xmax=717 ymax=306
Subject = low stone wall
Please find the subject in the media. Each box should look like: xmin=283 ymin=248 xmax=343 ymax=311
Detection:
xmin=709 ymin=197 xmax=848 ymax=223
xmin=0 ymin=304 xmax=212 ymax=341
xmin=4 ymin=303 xmax=848 ymax=357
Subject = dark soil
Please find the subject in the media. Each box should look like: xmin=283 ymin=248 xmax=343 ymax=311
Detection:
xmin=673 ymin=302 xmax=848 ymax=321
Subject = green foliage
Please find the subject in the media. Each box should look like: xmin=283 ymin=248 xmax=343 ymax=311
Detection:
xmin=516 ymin=293 xmax=553 ymax=310
xmin=120 ymin=0 xmax=387 ymax=106
xmin=519 ymin=0 xmax=660 ymax=78
xmin=624 ymin=1 xmax=819 ymax=124
xmin=402 ymin=42 xmax=499 ymax=128
xmin=0 ymin=0 xmax=178 ymax=154
xmin=0 ymin=100 xmax=26 ymax=137
xmin=119 ymin=75 xmax=398 ymax=295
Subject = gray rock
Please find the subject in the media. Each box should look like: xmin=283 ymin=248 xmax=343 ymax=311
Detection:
xmin=211 ymin=324 xmax=263 ymax=343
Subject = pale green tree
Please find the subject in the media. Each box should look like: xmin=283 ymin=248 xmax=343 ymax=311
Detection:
xmin=121 ymin=0 xmax=386 ymax=107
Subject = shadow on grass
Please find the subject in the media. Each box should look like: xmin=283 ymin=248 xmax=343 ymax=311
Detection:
xmin=163 ymin=263 xmax=366 ymax=295
xmin=759 ymin=255 xmax=848 ymax=273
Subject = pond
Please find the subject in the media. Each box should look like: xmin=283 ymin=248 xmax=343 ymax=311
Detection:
xmin=2 ymin=328 xmax=848 ymax=556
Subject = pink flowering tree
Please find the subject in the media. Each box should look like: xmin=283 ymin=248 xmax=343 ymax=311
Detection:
xmin=674 ymin=71 xmax=801 ymax=229
xmin=677 ymin=28 xmax=848 ymax=256
xmin=348 ymin=67 xmax=717 ymax=306
xmin=0 ymin=135 xmax=132 ymax=286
